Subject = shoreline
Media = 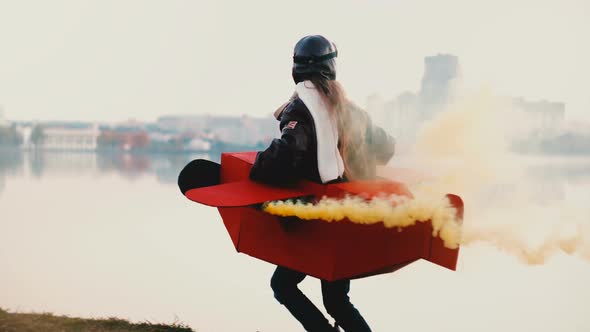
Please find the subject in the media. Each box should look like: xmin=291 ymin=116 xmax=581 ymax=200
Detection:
xmin=0 ymin=308 xmax=195 ymax=332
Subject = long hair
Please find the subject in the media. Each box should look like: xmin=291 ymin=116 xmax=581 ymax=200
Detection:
xmin=308 ymin=77 xmax=366 ymax=180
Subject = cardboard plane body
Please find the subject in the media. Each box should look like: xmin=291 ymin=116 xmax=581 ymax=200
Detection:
xmin=186 ymin=152 xmax=463 ymax=281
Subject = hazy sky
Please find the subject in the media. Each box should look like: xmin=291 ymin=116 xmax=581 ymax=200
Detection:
xmin=0 ymin=0 xmax=588 ymax=123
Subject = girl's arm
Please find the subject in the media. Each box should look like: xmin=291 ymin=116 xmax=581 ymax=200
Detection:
xmin=250 ymin=103 xmax=312 ymax=186
xmin=368 ymin=123 xmax=395 ymax=164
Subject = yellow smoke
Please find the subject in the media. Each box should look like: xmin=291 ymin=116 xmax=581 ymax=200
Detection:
xmin=461 ymin=225 xmax=586 ymax=265
xmin=412 ymin=89 xmax=590 ymax=265
xmin=263 ymin=189 xmax=463 ymax=250
xmin=263 ymin=192 xmax=589 ymax=265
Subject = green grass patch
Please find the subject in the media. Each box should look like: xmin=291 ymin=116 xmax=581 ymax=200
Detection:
xmin=0 ymin=308 xmax=195 ymax=332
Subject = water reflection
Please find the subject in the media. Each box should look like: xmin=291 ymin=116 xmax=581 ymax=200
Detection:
xmin=0 ymin=149 xmax=25 ymax=195
xmin=2 ymin=150 xmax=588 ymax=204
xmin=29 ymin=151 xmax=99 ymax=178
xmin=0 ymin=150 xmax=217 ymax=192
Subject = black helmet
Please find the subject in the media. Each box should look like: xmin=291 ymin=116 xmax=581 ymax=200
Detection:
xmin=292 ymin=35 xmax=338 ymax=84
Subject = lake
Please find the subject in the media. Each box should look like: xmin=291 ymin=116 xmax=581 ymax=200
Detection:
xmin=1 ymin=150 xmax=589 ymax=332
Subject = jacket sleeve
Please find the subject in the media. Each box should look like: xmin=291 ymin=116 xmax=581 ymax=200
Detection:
xmin=366 ymin=119 xmax=396 ymax=165
xmin=249 ymin=107 xmax=312 ymax=186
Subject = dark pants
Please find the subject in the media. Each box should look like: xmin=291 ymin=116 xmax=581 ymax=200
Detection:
xmin=271 ymin=266 xmax=372 ymax=332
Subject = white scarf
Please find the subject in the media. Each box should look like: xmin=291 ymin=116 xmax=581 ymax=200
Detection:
xmin=295 ymin=81 xmax=345 ymax=183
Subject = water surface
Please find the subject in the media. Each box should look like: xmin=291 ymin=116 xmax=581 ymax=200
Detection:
xmin=1 ymin=151 xmax=589 ymax=332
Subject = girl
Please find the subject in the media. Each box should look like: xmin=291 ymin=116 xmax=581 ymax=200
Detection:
xmin=250 ymin=35 xmax=395 ymax=332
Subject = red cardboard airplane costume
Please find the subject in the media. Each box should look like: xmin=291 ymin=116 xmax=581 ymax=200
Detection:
xmin=178 ymin=35 xmax=463 ymax=331
xmin=180 ymin=152 xmax=463 ymax=281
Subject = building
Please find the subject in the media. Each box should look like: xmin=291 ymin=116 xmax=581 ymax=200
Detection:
xmin=418 ymin=54 xmax=461 ymax=120
xmin=512 ymin=97 xmax=565 ymax=137
xmin=363 ymin=54 xmax=462 ymax=149
xmin=185 ymin=138 xmax=211 ymax=151
xmin=42 ymin=124 xmax=101 ymax=151
xmin=388 ymin=92 xmax=420 ymax=148
xmin=156 ymin=114 xmax=277 ymax=145
xmin=98 ymin=127 xmax=149 ymax=151
xmin=0 ymin=108 xmax=26 ymax=147
xmin=16 ymin=125 xmax=33 ymax=149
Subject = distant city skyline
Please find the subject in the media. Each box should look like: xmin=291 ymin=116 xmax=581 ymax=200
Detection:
xmin=1 ymin=0 xmax=589 ymax=123
xmin=3 ymin=51 xmax=587 ymax=156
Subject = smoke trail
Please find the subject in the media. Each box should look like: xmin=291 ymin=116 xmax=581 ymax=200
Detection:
xmin=462 ymin=224 xmax=587 ymax=265
xmin=263 ymin=193 xmax=589 ymax=265
xmin=263 ymin=191 xmax=462 ymax=249
xmin=411 ymin=89 xmax=590 ymax=264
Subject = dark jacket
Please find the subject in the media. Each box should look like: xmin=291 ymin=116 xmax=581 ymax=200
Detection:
xmin=249 ymin=97 xmax=395 ymax=186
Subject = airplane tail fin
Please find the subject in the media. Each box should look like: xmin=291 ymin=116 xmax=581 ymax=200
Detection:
xmin=424 ymin=194 xmax=464 ymax=271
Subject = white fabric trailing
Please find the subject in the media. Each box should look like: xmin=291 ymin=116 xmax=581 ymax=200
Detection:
xmin=295 ymin=81 xmax=345 ymax=183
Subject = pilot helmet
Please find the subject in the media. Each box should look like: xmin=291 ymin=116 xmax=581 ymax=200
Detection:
xmin=292 ymin=35 xmax=338 ymax=84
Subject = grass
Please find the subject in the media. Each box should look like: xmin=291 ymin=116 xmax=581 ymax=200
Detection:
xmin=0 ymin=308 xmax=195 ymax=332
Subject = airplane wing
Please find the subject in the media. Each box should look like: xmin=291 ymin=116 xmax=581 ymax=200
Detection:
xmin=186 ymin=180 xmax=312 ymax=207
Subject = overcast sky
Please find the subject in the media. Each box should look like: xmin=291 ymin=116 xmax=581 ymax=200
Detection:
xmin=0 ymin=0 xmax=588 ymax=123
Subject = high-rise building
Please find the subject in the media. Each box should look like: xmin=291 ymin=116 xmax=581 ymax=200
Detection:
xmin=365 ymin=54 xmax=461 ymax=149
xmin=418 ymin=54 xmax=461 ymax=120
